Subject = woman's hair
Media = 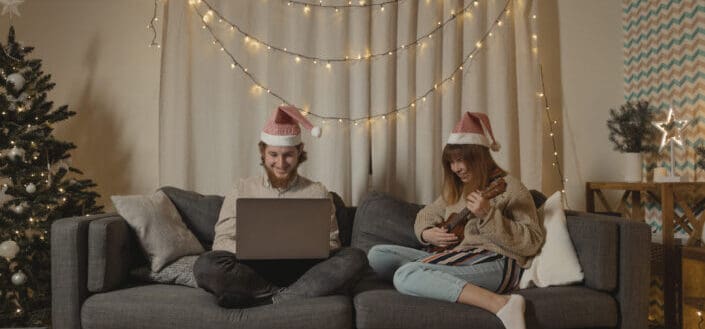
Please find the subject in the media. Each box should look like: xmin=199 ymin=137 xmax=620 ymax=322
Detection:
xmin=441 ymin=144 xmax=505 ymax=204
xmin=258 ymin=141 xmax=308 ymax=165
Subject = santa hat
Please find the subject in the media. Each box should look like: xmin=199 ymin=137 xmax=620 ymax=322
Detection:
xmin=447 ymin=112 xmax=501 ymax=151
xmin=261 ymin=105 xmax=322 ymax=146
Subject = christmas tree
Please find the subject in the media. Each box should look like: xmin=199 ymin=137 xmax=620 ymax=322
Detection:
xmin=0 ymin=27 xmax=103 ymax=326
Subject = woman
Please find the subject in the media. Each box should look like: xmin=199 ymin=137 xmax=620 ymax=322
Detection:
xmin=367 ymin=112 xmax=545 ymax=329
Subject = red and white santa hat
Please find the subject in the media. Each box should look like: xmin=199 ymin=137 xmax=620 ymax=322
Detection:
xmin=261 ymin=105 xmax=321 ymax=146
xmin=447 ymin=112 xmax=501 ymax=151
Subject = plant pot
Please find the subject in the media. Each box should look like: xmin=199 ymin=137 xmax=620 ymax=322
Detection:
xmin=623 ymin=152 xmax=643 ymax=182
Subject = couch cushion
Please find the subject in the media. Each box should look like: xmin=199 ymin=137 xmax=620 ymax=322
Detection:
xmin=351 ymin=192 xmax=424 ymax=253
xmin=82 ymin=284 xmax=353 ymax=329
xmin=566 ymin=215 xmax=618 ymax=292
xmin=354 ymin=286 xmax=617 ymax=329
xmin=160 ymin=186 xmax=224 ymax=250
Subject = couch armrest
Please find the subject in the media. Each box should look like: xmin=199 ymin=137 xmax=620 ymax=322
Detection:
xmin=87 ymin=215 xmax=133 ymax=292
xmin=51 ymin=214 xmax=113 ymax=329
xmin=568 ymin=211 xmax=650 ymax=329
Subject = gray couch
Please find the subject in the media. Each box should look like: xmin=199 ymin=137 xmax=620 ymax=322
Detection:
xmin=51 ymin=188 xmax=650 ymax=329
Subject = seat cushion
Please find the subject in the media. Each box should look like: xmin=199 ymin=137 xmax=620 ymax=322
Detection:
xmin=82 ymin=284 xmax=353 ymax=329
xmin=354 ymin=286 xmax=617 ymax=329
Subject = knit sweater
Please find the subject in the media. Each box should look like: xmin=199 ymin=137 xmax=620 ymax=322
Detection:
xmin=414 ymin=175 xmax=545 ymax=268
xmin=213 ymin=173 xmax=341 ymax=254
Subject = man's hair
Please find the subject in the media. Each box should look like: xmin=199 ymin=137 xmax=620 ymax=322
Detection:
xmin=258 ymin=141 xmax=308 ymax=164
xmin=440 ymin=144 xmax=505 ymax=204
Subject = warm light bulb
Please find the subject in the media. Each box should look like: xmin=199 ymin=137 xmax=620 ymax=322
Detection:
xmin=326 ymin=63 xmax=332 ymax=69
xmin=295 ymin=56 xmax=301 ymax=63
xmin=497 ymin=20 xmax=503 ymax=26
xmin=473 ymin=1 xmax=478 ymax=6
xmin=475 ymin=41 xmax=482 ymax=48
xmin=230 ymin=63 xmax=235 ymax=69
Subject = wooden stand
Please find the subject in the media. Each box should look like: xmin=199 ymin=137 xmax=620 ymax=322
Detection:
xmin=586 ymin=182 xmax=705 ymax=329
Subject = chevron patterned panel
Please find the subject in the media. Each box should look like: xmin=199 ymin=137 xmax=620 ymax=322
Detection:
xmin=624 ymin=0 xmax=705 ymax=237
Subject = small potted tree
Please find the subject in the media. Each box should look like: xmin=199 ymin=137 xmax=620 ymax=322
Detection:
xmin=607 ymin=100 xmax=659 ymax=181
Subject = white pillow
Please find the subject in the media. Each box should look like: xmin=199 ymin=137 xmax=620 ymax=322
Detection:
xmin=112 ymin=190 xmax=204 ymax=272
xmin=519 ymin=191 xmax=583 ymax=288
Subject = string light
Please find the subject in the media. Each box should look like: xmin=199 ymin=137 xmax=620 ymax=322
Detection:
xmin=197 ymin=0 xmax=489 ymax=65
xmin=286 ymin=0 xmax=402 ymax=9
xmin=192 ymin=0 xmax=512 ymax=124
xmin=148 ymin=0 xmax=163 ymax=48
xmin=538 ymin=64 xmax=568 ymax=204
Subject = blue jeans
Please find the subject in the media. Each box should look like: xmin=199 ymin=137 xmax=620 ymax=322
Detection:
xmin=367 ymin=245 xmax=505 ymax=302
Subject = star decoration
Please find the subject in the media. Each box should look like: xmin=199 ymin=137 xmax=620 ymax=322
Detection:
xmin=652 ymin=108 xmax=689 ymax=152
xmin=0 ymin=0 xmax=24 ymax=18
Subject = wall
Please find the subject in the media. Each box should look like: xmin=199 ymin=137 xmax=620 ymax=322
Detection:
xmin=540 ymin=0 xmax=626 ymax=210
xmin=0 ymin=1 xmax=624 ymax=211
xmin=0 ymin=0 xmax=161 ymax=210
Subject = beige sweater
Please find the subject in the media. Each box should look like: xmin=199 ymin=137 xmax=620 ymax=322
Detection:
xmin=213 ymin=173 xmax=341 ymax=254
xmin=414 ymin=175 xmax=545 ymax=268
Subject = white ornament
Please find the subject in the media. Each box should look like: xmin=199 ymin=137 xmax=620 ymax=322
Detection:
xmin=7 ymin=146 xmax=24 ymax=160
xmin=25 ymin=182 xmax=36 ymax=193
xmin=0 ymin=0 xmax=23 ymax=17
xmin=6 ymin=72 xmax=25 ymax=90
xmin=0 ymin=240 xmax=20 ymax=260
xmin=11 ymin=271 xmax=27 ymax=286
xmin=12 ymin=203 xmax=24 ymax=214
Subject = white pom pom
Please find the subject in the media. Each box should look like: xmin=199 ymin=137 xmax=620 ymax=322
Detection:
xmin=490 ymin=141 xmax=501 ymax=152
xmin=311 ymin=126 xmax=322 ymax=138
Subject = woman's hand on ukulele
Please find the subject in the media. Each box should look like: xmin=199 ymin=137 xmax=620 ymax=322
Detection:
xmin=422 ymin=227 xmax=459 ymax=247
xmin=466 ymin=191 xmax=490 ymax=218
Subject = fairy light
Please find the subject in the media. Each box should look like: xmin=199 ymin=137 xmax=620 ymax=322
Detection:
xmin=538 ymin=64 xmax=568 ymax=204
xmin=147 ymin=0 xmax=162 ymax=48
xmin=285 ymin=0 xmax=400 ymax=8
xmin=197 ymin=0 xmax=489 ymax=65
xmin=192 ymin=0 xmax=511 ymax=125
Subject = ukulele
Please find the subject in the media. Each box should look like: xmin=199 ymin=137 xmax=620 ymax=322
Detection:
xmin=424 ymin=176 xmax=507 ymax=253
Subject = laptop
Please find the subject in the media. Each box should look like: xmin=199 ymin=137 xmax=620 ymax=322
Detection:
xmin=235 ymin=198 xmax=331 ymax=260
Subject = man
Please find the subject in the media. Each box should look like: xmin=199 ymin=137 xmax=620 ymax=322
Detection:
xmin=194 ymin=105 xmax=367 ymax=308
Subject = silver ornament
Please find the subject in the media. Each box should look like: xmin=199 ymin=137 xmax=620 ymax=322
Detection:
xmin=0 ymin=240 xmax=20 ymax=260
xmin=8 ymin=146 xmax=25 ymax=160
xmin=12 ymin=203 xmax=24 ymax=214
xmin=25 ymin=183 xmax=36 ymax=193
xmin=6 ymin=73 xmax=25 ymax=90
xmin=11 ymin=271 xmax=27 ymax=286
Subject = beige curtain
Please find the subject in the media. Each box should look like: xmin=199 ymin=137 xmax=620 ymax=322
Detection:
xmin=159 ymin=0 xmax=543 ymax=205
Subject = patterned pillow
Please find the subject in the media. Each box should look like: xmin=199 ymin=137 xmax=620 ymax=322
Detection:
xmin=131 ymin=255 xmax=199 ymax=288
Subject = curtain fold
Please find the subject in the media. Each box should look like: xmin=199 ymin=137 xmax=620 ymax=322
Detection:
xmin=160 ymin=0 xmax=543 ymax=205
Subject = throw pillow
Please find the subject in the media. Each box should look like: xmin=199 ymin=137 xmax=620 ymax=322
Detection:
xmin=351 ymin=191 xmax=424 ymax=253
xmin=131 ymin=255 xmax=199 ymax=288
xmin=159 ymin=186 xmax=224 ymax=250
xmin=111 ymin=190 xmax=204 ymax=272
xmin=519 ymin=191 xmax=584 ymax=288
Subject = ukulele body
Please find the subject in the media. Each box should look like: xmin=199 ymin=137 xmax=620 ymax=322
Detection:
xmin=425 ymin=212 xmax=467 ymax=253
xmin=423 ymin=176 xmax=507 ymax=253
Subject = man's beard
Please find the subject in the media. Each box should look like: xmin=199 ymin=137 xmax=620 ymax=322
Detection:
xmin=263 ymin=164 xmax=299 ymax=188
